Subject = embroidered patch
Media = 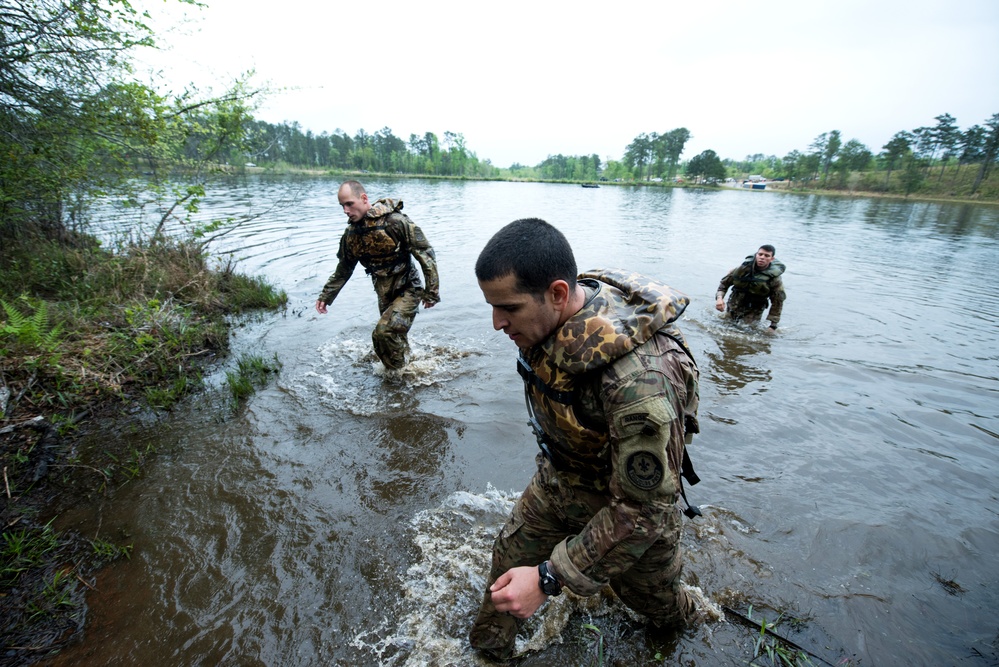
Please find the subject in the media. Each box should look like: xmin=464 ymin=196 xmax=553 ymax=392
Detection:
xmin=625 ymin=451 xmax=664 ymax=490
xmin=622 ymin=413 xmax=648 ymax=425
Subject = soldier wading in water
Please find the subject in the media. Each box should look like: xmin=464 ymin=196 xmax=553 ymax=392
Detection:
xmin=469 ymin=218 xmax=703 ymax=661
xmin=715 ymin=244 xmax=786 ymax=332
xmin=315 ymin=180 xmax=440 ymax=369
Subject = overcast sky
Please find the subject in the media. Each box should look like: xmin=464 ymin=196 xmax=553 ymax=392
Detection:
xmin=139 ymin=0 xmax=999 ymax=168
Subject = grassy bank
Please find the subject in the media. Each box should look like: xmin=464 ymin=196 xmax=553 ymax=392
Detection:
xmin=0 ymin=229 xmax=286 ymax=664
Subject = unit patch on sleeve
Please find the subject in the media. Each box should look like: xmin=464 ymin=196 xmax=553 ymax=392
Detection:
xmin=626 ymin=451 xmax=664 ymax=490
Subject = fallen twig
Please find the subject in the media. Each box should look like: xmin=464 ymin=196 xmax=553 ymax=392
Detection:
xmin=75 ymin=572 xmax=97 ymax=591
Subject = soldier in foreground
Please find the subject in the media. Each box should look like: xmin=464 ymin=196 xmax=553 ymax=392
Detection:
xmin=315 ymin=180 xmax=440 ymax=369
xmin=469 ymin=218 xmax=701 ymax=660
xmin=715 ymin=244 xmax=786 ymax=332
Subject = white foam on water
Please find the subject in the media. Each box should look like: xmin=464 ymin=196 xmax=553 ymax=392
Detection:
xmin=374 ymin=337 xmax=481 ymax=388
xmin=291 ymin=333 xmax=485 ymax=416
xmin=348 ymin=486 xmax=644 ymax=665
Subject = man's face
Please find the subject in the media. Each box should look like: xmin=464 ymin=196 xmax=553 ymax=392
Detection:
xmin=478 ymin=273 xmax=560 ymax=349
xmin=754 ymin=248 xmax=774 ymax=269
xmin=338 ymin=186 xmax=370 ymax=223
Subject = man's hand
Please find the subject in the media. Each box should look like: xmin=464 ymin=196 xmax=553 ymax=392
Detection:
xmin=489 ymin=565 xmax=547 ymax=619
xmin=315 ymin=299 xmax=328 ymax=314
xmin=422 ymin=298 xmax=436 ymax=309
xmin=715 ymin=298 xmax=725 ymax=312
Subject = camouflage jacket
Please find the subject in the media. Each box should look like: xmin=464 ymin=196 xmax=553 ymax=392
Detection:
xmin=520 ymin=270 xmax=701 ymax=595
xmin=716 ymin=256 xmax=786 ymax=323
xmin=317 ymin=199 xmax=440 ymax=311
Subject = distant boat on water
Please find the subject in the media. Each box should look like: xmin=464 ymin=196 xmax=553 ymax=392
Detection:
xmin=581 ymin=184 xmax=600 ymax=188
xmin=742 ymin=181 xmax=766 ymax=190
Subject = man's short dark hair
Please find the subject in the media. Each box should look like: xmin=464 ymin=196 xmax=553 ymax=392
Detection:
xmin=475 ymin=218 xmax=577 ymax=297
xmin=760 ymin=244 xmax=776 ymax=255
xmin=341 ymin=180 xmax=366 ymax=197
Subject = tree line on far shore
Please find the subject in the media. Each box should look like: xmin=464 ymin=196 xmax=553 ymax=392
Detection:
xmin=242 ymin=112 xmax=999 ymax=198
xmin=724 ymin=113 xmax=999 ymax=196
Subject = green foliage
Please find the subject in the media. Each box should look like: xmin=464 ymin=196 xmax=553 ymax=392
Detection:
xmin=145 ymin=373 xmax=198 ymax=409
xmin=747 ymin=606 xmax=814 ymax=667
xmin=225 ymin=353 xmax=281 ymax=407
xmin=26 ymin=567 xmax=78 ymax=620
xmin=2 ymin=522 xmax=60 ymax=586
xmin=580 ymin=623 xmax=606 ymax=666
xmin=686 ymin=149 xmax=727 ymax=182
xmin=90 ymin=538 xmax=133 ymax=563
xmin=0 ymin=233 xmax=284 ymax=422
xmin=243 ymin=120 xmax=501 ymax=177
xmin=901 ymin=157 xmax=927 ymax=195
xmin=624 ymin=129 xmax=692 ymax=181
xmin=537 ymin=153 xmax=603 ymax=181
xmin=214 ymin=255 xmax=288 ymax=311
xmin=0 ymin=0 xmax=261 ymax=247
xmin=1 ymin=297 xmax=64 ymax=352
xmin=713 ymin=112 xmax=998 ymax=199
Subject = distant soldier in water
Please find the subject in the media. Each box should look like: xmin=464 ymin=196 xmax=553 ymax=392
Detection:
xmin=715 ymin=244 xmax=786 ymax=332
xmin=315 ymin=180 xmax=440 ymax=369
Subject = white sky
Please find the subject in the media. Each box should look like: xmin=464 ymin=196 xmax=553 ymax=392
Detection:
xmin=138 ymin=0 xmax=999 ymax=168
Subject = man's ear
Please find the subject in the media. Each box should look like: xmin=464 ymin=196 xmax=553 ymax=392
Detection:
xmin=549 ymin=280 xmax=571 ymax=310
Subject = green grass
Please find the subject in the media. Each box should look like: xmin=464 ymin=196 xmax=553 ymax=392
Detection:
xmin=0 ymin=235 xmax=287 ymax=422
xmin=1 ymin=522 xmax=60 ymax=587
xmin=225 ymin=353 xmax=282 ymax=407
xmin=90 ymin=537 xmax=133 ymax=563
xmin=580 ymin=623 xmax=606 ymax=666
xmin=748 ymin=608 xmax=813 ymax=666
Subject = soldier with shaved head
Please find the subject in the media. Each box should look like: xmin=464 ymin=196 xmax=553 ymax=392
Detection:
xmin=315 ymin=180 xmax=439 ymax=369
xmin=469 ymin=218 xmax=702 ymax=660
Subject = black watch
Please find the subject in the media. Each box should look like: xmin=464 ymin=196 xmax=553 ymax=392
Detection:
xmin=538 ymin=561 xmax=562 ymax=596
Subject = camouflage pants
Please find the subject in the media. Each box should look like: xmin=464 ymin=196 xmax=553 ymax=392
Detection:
xmin=372 ymin=288 xmax=423 ymax=369
xmin=469 ymin=456 xmax=692 ymax=659
xmin=725 ymin=290 xmax=768 ymax=323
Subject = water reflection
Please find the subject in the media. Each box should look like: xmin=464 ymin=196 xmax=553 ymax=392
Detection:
xmin=703 ymin=326 xmax=773 ymax=394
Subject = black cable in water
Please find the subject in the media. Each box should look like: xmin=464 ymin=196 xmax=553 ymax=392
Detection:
xmin=721 ymin=605 xmax=840 ymax=667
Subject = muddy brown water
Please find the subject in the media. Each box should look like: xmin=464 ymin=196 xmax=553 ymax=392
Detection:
xmin=45 ymin=179 xmax=999 ymax=665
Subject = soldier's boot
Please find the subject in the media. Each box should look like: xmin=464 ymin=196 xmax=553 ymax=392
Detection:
xmin=469 ymin=595 xmax=518 ymax=662
xmin=372 ymin=327 xmax=408 ymax=369
xmin=645 ymin=584 xmax=697 ymax=628
xmin=373 ymin=305 xmax=416 ymax=369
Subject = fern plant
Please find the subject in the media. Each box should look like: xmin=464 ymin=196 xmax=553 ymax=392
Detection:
xmin=0 ymin=297 xmax=63 ymax=352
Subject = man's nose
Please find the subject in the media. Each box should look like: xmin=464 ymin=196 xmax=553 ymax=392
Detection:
xmin=491 ymin=309 xmax=507 ymax=331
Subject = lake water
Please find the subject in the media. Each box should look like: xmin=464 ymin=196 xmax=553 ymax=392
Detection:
xmin=46 ymin=178 xmax=999 ymax=666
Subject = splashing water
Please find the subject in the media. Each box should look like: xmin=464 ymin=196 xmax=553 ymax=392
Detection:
xmin=294 ymin=332 xmax=484 ymax=417
xmin=347 ymin=486 xmax=724 ymax=665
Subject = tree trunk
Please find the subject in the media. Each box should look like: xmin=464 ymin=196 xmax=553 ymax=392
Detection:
xmin=970 ymin=161 xmax=988 ymax=195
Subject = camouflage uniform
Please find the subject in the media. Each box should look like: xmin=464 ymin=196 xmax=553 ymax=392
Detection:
xmin=469 ymin=270 xmax=700 ymax=660
xmin=716 ymin=256 xmax=786 ymax=326
xmin=317 ymin=198 xmax=440 ymax=369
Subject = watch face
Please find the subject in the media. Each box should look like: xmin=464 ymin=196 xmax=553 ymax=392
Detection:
xmin=539 ymin=563 xmax=561 ymax=596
